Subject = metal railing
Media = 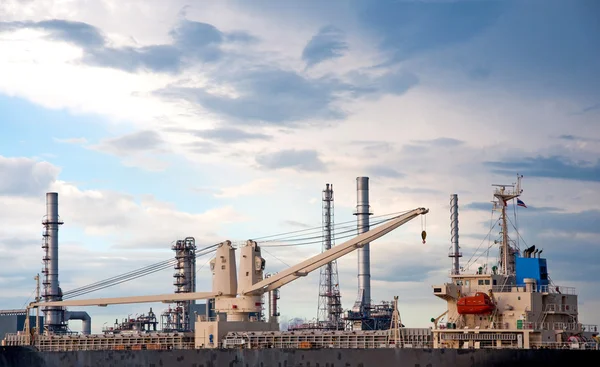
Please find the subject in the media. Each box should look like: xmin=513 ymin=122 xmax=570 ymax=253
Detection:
xmin=581 ymin=324 xmax=598 ymax=333
xmin=530 ymin=341 xmax=599 ymax=350
xmin=544 ymin=304 xmax=576 ymax=313
xmin=539 ymin=285 xmax=576 ymax=294
xmin=490 ymin=284 xmax=577 ymax=294
xmin=520 ymin=322 xmax=594 ymax=332
xmin=196 ymin=316 xmax=218 ymax=322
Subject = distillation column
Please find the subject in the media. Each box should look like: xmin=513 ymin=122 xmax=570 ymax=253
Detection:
xmin=353 ymin=177 xmax=372 ymax=318
xmin=449 ymin=194 xmax=462 ymax=275
xmin=317 ymin=183 xmax=343 ymax=329
xmin=41 ymin=192 xmax=66 ymax=333
xmin=171 ymin=237 xmax=196 ymax=330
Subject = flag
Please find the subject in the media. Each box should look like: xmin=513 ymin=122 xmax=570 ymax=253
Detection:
xmin=517 ymin=198 xmax=527 ymax=208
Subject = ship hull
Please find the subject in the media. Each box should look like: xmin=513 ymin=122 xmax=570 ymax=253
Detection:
xmin=1 ymin=346 xmax=598 ymax=367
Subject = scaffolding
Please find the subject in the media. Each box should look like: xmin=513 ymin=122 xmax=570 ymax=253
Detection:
xmin=162 ymin=237 xmax=196 ymax=331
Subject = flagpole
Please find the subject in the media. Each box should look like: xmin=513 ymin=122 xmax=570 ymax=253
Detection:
xmin=515 ymin=200 xmax=519 ymax=250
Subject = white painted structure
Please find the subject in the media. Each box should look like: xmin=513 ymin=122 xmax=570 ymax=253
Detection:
xmin=431 ymin=177 xmax=598 ymax=349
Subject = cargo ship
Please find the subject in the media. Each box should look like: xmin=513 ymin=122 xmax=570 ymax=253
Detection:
xmin=1 ymin=176 xmax=598 ymax=367
xmin=431 ymin=175 xmax=599 ymax=349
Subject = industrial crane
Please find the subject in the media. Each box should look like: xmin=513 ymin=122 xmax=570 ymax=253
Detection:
xmin=29 ymin=207 xmax=428 ymax=324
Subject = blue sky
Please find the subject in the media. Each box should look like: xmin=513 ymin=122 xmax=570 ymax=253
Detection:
xmin=0 ymin=0 xmax=599 ymax=332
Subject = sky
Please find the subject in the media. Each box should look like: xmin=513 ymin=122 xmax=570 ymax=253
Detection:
xmin=0 ymin=0 xmax=599 ymax=334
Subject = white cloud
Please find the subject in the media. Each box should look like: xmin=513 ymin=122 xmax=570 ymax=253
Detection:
xmin=53 ymin=137 xmax=88 ymax=144
xmin=46 ymin=180 xmax=247 ymax=247
xmin=213 ymin=178 xmax=277 ymax=199
xmin=0 ymin=156 xmax=60 ymax=196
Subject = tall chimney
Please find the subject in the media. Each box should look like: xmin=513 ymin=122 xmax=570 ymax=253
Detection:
xmin=354 ymin=177 xmax=372 ymax=315
xmin=449 ymin=194 xmax=462 ymax=275
xmin=42 ymin=192 xmax=65 ymax=332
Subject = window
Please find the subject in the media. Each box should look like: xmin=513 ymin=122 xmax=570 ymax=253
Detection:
xmin=485 ymin=280 xmax=490 ymax=285
xmin=478 ymin=280 xmax=484 ymax=285
xmin=493 ymin=279 xmax=497 ymax=285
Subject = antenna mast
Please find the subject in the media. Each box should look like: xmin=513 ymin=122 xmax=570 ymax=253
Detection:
xmin=492 ymin=174 xmax=523 ymax=275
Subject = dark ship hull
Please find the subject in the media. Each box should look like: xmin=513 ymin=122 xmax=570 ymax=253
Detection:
xmin=1 ymin=346 xmax=598 ymax=367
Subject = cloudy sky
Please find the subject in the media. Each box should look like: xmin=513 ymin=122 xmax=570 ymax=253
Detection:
xmin=0 ymin=0 xmax=599 ymax=333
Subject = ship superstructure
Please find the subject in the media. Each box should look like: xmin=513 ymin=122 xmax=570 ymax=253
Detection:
xmin=431 ymin=175 xmax=598 ymax=349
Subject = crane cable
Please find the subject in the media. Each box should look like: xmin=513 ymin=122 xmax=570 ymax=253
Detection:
xmin=61 ymin=210 xmax=412 ymax=298
xmin=62 ymin=245 xmax=219 ymax=299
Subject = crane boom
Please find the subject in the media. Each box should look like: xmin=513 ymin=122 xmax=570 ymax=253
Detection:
xmin=29 ymin=291 xmax=219 ymax=308
xmin=29 ymin=207 xmax=428 ymax=309
xmin=240 ymin=207 xmax=429 ymax=295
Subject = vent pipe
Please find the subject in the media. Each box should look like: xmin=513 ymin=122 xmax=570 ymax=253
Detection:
xmin=354 ymin=177 xmax=372 ymax=316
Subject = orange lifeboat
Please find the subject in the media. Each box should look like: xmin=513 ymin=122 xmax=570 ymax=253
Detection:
xmin=457 ymin=292 xmax=495 ymax=315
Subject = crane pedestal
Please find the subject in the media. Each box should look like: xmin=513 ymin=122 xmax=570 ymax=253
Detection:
xmin=214 ymin=295 xmax=263 ymax=321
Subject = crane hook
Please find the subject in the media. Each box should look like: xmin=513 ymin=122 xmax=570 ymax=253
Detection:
xmin=421 ymin=214 xmax=427 ymax=244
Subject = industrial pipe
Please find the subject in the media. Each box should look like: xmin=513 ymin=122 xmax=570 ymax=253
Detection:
xmin=65 ymin=311 xmax=91 ymax=335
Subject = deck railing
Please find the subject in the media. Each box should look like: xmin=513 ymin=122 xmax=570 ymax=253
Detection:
xmin=544 ymin=304 xmax=576 ymax=313
xmin=520 ymin=322 xmax=596 ymax=332
xmin=539 ymin=285 xmax=576 ymax=294
xmin=530 ymin=341 xmax=599 ymax=350
xmin=490 ymin=285 xmax=576 ymax=294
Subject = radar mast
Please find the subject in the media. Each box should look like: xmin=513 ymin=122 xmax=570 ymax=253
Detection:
xmin=492 ymin=174 xmax=523 ymax=276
